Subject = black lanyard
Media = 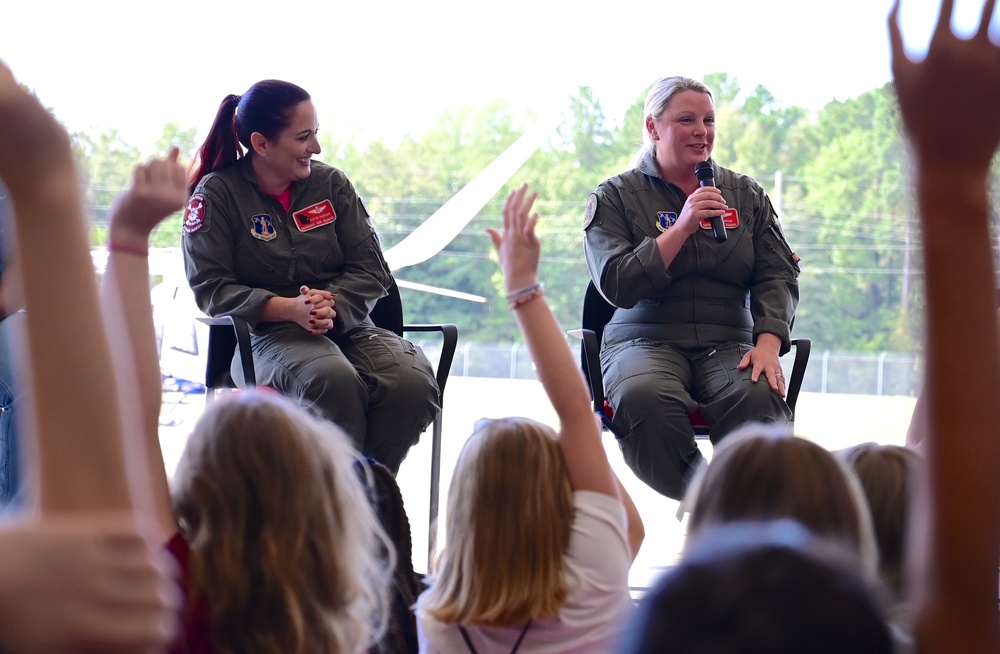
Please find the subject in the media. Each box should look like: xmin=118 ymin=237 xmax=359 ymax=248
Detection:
xmin=458 ymin=619 xmax=533 ymax=654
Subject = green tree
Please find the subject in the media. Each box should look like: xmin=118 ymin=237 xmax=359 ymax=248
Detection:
xmin=151 ymin=121 xmax=199 ymax=247
xmin=72 ymin=129 xmax=141 ymax=245
xmin=792 ymin=84 xmax=917 ymax=352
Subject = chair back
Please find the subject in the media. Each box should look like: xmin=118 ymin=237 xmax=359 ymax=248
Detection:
xmin=205 ymin=321 xmax=238 ymax=389
xmin=369 ymin=279 xmax=405 ymax=337
xmin=581 ymin=280 xmax=616 ymax=343
xmin=580 ymin=280 xmax=616 ymax=388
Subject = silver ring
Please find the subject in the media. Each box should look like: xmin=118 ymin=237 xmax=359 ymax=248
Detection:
xmin=774 ymin=373 xmax=784 ymax=378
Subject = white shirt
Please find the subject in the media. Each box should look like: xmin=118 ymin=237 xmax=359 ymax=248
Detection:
xmin=417 ymin=491 xmax=634 ymax=653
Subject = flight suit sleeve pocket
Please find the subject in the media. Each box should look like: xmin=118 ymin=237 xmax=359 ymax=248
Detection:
xmin=762 ymin=224 xmax=801 ymax=280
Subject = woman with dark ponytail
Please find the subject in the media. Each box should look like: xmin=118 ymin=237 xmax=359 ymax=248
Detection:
xmin=182 ymin=80 xmax=440 ymax=474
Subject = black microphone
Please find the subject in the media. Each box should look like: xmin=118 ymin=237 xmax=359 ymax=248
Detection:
xmin=694 ymin=161 xmax=727 ymax=243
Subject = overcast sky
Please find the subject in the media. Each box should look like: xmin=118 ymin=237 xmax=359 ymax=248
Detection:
xmin=2 ymin=0 xmax=993 ymax=152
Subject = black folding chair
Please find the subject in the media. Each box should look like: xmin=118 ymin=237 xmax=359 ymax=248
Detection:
xmin=578 ymin=280 xmax=810 ymax=438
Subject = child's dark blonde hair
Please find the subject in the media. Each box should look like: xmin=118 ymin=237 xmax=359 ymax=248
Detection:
xmin=172 ymin=391 xmax=393 ymax=654
xmin=419 ymin=417 xmax=574 ymax=626
xmin=839 ymin=442 xmax=923 ymax=598
xmin=686 ymin=423 xmax=878 ymax=578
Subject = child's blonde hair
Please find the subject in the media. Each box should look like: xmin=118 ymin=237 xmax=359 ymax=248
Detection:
xmin=419 ymin=417 xmax=574 ymax=626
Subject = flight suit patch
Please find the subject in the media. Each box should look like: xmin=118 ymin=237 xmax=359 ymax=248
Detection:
xmin=293 ymin=199 xmax=337 ymax=232
xmin=584 ymin=193 xmax=598 ymax=229
xmin=699 ymin=208 xmax=739 ymax=230
xmin=656 ymin=211 xmax=677 ymax=233
xmin=183 ymin=194 xmax=207 ymax=234
xmin=250 ymin=214 xmax=277 ymax=242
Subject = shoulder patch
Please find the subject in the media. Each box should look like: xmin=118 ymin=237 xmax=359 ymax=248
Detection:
xmin=584 ymin=193 xmax=598 ymax=230
xmin=183 ymin=194 xmax=207 ymax=234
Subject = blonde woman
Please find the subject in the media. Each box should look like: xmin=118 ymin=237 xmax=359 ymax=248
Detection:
xmin=100 ymin=147 xmax=394 ymax=653
xmin=416 ymin=185 xmax=644 ymax=653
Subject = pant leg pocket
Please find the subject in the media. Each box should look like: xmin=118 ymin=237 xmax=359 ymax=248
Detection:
xmin=345 ymin=327 xmax=401 ymax=373
xmin=407 ymin=342 xmax=440 ymax=392
xmin=692 ymin=343 xmax=751 ymax=403
xmin=600 ymin=338 xmax=660 ymax=388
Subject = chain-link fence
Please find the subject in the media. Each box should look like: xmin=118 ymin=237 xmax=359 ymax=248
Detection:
xmin=415 ymin=338 xmax=923 ymax=397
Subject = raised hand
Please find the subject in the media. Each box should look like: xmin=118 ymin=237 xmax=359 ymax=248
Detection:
xmin=487 ymin=183 xmax=541 ymax=292
xmin=108 ymin=147 xmax=188 ymax=249
xmin=889 ymin=0 xmax=1000 ymax=169
xmin=0 ymin=514 xmax=179 ymax=654
xmin=0 ymin=60 xmax=76 ymax=198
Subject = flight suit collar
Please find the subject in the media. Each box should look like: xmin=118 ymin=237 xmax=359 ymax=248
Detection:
xmin=236 ymin=155 xmax=310 ymax=201
xmin=637 ymin=150 xmax=720 ymax=190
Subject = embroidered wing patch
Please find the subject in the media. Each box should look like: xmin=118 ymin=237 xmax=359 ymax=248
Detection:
xmin=699 ymin=208 xmax=739 ymax=230
xmin=292 ymin=200 xmax=337 ymax=232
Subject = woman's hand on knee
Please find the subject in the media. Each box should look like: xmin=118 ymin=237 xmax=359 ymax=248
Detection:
xmin=737 ymin=335 xmax=786 ymax=396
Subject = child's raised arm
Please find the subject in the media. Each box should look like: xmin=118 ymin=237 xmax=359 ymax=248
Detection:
xmin=889 ymin=0 xmax=1000 ymax=651
xmin=0 ymin=61 xmax=131 ymax=510
xmin=101 ymin=147 xmax=188 ymax=536
xmin=487 ymin=185 xmax=620 ymax=499
xmin=0 ymin=58 xmax=178 ymax=653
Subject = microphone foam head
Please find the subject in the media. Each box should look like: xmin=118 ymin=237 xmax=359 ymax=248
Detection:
xmin=695 ymin=160 xmax=714 ymax=182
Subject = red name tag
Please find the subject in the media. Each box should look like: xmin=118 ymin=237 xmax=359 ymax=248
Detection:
xmin=292 ymin=200 xmax=337 ymax=232
xmin=700 ymin=208 xmax=740 ymax=230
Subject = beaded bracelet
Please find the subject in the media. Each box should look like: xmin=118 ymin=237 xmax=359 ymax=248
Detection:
xmin=506 ymin=282 xmax=545 ymax=309
xmin=108 ymin=241 xmax=149 ymax=257
xmin=510 ymin=287 xmax=544 ymax=309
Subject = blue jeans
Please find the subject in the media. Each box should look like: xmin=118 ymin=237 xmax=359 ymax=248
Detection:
xmin=0 ymin=311 xmax=22 ymax=510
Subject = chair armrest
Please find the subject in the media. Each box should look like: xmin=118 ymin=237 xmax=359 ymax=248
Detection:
xmin=786 ymin=337 xmax=811 ymax=415
xmin=197 ymin=315 xmax=256 ymax=389
xmin=580 ymin=328 xmax=604 ymax=414
xmin=403 ymin=323 xmax=458 ymax=395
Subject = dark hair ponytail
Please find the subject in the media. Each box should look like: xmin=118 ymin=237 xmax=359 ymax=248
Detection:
xmin=188 ymin=94 xmax=241 ymax=194
xmin=188 ymin=80 xmax=311 ymax=194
